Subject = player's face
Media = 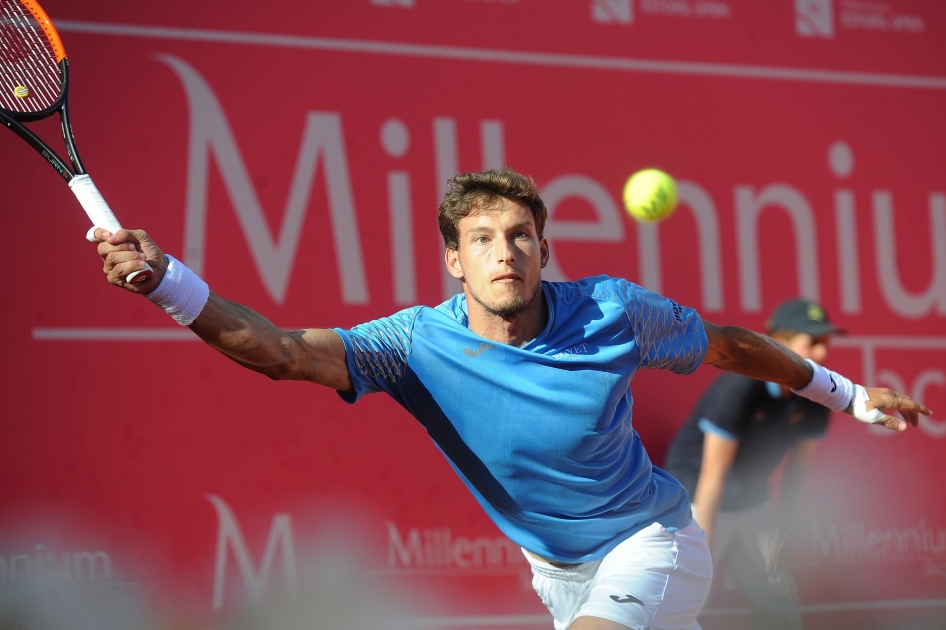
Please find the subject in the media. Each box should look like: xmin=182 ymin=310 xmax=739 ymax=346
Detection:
xmin=784 ymin=332 xmax=831 ymax=365
xmin=446 ymin=199 xmax=549 ymax=318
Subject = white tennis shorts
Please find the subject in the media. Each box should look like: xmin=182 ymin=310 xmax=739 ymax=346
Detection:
xmin=523 ymin=518 xmax=712 ymax=630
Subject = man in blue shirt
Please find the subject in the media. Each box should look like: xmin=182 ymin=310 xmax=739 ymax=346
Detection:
xmin=93 ymin=168 xmax=929 ymax=630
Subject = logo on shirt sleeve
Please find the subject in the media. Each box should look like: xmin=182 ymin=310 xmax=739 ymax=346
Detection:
xmin=671 ymin=301 xmax=683 ymax=324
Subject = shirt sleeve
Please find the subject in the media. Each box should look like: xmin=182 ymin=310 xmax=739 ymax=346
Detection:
xmin=698 ymin=417 xmax=739 ymax=441
xmin=332 ymin=306 xmax=421 ymax=403
xmin=616 ymin=279 xmax=708 ymax=374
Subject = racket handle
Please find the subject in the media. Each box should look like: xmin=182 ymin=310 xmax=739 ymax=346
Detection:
xmin=69 ymin=174 xmax=153 ymax=284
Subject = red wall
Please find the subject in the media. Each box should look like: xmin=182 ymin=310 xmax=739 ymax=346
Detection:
xmin=1 ymin=1 xmax=944 ymax=628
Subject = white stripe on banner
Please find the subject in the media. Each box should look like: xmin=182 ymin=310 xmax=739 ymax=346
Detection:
xmin=404 ymin=615 xmax=549 ymax=627
xmin=795 ymin=598 xmax=946 ymax=613
xmin=406 ymin=599 xmax=946 ymax=626
xmin=401 ymin=598 xmax=946 ymax=626
xmin=31 ymin=330 xmax=946 ymax=351
xmin=32 ymin=327 xmax=198 ymax=341
xmin=830 ymin=335 xmax=946 ymax=350
xmin=55 ymin=21 xmax=946 ymax=90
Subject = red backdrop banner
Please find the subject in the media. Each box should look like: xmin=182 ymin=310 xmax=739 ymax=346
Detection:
xmin=1 ymin=1 xmax=944 ymax=628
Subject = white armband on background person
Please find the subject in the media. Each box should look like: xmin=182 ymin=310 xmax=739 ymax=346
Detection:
xmin=791 ymin=359 xmax=886 ymax=424
xmin=145 ymin=255 xmax=209 ymax=326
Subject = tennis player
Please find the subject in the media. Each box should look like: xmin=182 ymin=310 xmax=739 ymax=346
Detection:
xmin=93 ymin=168 xmax=929 ymax=630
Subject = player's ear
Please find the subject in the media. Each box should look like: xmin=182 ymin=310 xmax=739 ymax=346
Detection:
xmin=445 ymin=248 xmax=464 ymax=279
xmin=539 ymin=239 xmax=550 ymax=269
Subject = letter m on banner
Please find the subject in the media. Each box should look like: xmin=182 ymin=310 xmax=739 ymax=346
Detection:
xmin=206 ymin=494 xmax=300 ymax=609
xmin=157 ymin=55 xmax=368 ymax=305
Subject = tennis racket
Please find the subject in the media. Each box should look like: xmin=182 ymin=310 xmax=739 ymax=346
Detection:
xmin=0 ymin=0 xmax=151 ymax=283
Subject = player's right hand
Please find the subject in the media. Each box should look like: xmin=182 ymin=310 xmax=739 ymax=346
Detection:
xmin=854 ymin=386 xmax=932 ymax=432
xmin=94 ymin=227 xmax=167 ymax=294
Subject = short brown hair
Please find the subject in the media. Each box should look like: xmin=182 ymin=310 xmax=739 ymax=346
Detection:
xmin=437 ymin=168 xmax=548 ymax=250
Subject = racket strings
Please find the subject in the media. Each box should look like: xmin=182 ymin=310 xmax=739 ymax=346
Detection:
xmin=0 ymin=0 xmax=61 ymax=113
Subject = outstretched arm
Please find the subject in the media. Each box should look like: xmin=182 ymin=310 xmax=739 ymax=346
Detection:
xmin=95 ymin=228 xmax=352 ymax=391
xmin=702 ymin=320 xmax=931 ymax=431
xmin=189 ymin=292 xmax=351 ymax=389
xmin=701 ymin=321 xmax=812 ymax=387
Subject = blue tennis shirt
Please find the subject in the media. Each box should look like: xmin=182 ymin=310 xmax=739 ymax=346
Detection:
xmin=334 ymin=275 xmax=708 ymax=563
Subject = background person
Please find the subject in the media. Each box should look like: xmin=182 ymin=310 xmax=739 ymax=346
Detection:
xmin=664 ymin=298 xmax=846 ymax=630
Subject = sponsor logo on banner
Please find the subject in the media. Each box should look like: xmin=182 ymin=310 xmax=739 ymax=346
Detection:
xmin=371 ymin=0 xmax=415 ymax=7
xmin=838 ymin=0 xmax=926 ymax=34
xmin=375 ymin=0 xmax=521 ymax=4
xmin=592 ymin=0 xmax=634 ymax=24
xmin=639 ymin=0 xmax=731 ymax=19
xmin=796 ymin=0 xmax=835 ymax=37
xmin=206 ymin=495 xmax=530 ymax=611
xmin=797 ymin=0 xmax=927 ymax=38
xmin=385 ymin=521 xmax=526 ymax=571
xmin=207 ymin=494 xmax=299 ymax=610
xmin=0 ymin=543 xmax=113 ymax=583
xmin=592 ymin=0 xmax=734 ymax=23
xmin=809 ymin=519 xmax=946 ymax=579
xmin=107 ymin=60 xmax=946 ymax=439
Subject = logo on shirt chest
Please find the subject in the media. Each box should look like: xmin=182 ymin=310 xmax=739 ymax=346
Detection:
xmin=463 ymin=343 xmax=492 ymax=358
xmin=551 ymin=343 xmax=589 ymax=361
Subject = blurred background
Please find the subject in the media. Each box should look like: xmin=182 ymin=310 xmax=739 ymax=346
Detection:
xmin=1 ymin=1 xmax=944 ymax=628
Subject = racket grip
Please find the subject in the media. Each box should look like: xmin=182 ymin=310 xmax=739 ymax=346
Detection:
xmin=69 ymin=174 xmax=152 ymax=284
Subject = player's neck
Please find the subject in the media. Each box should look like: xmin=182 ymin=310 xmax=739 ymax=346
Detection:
xmin=466 ymin=290 xmax=548 ymax=347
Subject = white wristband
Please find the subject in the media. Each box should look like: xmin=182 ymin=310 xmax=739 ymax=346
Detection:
xmin=146 ymin=255 xmax=209 ymax=326
xmin=791 ymin=359 xmax=855 ymax=412
xmin=851 ymin=385 xmax=887 ymax=424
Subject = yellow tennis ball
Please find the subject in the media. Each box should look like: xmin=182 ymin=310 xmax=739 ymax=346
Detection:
xmin=622 ymin=169 xmax=678 ymax=222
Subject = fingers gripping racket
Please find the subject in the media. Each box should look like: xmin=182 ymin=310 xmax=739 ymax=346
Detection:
xmin=0 ymin=0 xmax=151 ymax=283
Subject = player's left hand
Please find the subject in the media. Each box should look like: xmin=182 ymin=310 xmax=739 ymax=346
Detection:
xmin=852 ymin=387 xmax=932 ymax=431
